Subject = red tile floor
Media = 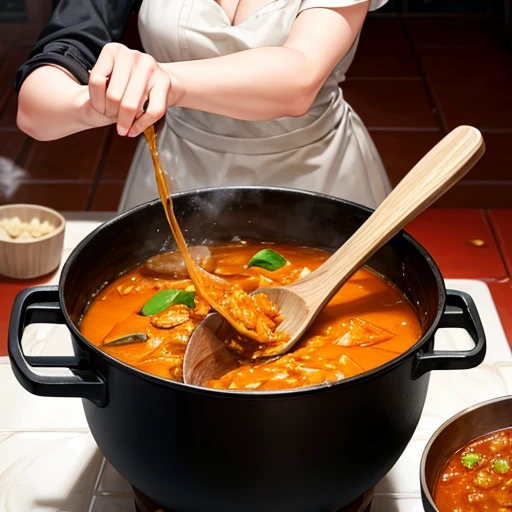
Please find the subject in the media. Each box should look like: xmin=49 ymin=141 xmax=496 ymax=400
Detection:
xmin=0 ymin=14 xmax=511 ymax=353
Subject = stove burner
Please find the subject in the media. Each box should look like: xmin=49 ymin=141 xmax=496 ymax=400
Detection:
xmin=132 ymin=486 xmax=374 ymax=512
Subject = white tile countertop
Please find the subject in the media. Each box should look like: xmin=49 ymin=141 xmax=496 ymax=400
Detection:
xmin=0 ymin=215 xmax=511 ymax=511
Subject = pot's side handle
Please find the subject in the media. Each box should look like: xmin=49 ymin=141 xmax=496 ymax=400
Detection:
xmin=413 ymin=290 xmax=486 ymax=379
xmin=8 ymin=286 xmax=107 ymax=407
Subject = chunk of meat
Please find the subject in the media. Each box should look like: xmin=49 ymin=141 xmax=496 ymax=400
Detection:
xmin=150 ymin=305 xmax=190 ymax=329
xmin=145 ymin=246 xmax=213 ymax=278
xmin=473 ymin=468 xmax=501 ymax=489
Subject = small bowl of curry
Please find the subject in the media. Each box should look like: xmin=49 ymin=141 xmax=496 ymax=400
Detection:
xmin=421 ymin=395 xmax=512 ymax=512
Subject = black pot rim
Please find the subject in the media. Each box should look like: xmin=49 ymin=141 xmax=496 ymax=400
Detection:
xmin=59 ymin=185 xmax=446 ymax=399
xmin=420 ymin=394 xmax=512 ymax=511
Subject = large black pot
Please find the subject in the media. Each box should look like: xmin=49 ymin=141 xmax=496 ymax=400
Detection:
xmin=8 ymin=187 xmax=485 ymax=512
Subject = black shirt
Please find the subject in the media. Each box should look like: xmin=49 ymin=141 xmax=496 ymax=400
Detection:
xmin=15 ymin=0 xmax=138 ymax=94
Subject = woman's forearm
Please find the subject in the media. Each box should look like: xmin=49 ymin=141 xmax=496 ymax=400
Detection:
xmin=17 ymin=66 xmax=112 ymax=141
xmin=161 ymin=4 xmax=366 ymax=121
xmin=162 ymin=47 xmax=322 ymax=121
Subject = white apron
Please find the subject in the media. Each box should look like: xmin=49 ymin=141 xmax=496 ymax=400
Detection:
xmin=118 ymin=0 xmax=392 ymax=213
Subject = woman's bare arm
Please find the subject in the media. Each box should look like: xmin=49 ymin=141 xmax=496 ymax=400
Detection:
xmin=156 ymin=2 xmax=368 ymax=124
xmin=17 ymin=66 xmax=114 ymax=141
xmin=15 ymin=0 xmax=135 ymax=140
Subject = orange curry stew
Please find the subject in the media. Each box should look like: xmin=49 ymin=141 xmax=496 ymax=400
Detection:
xmin=434 ymin=428 xmax=512 ymax=512
xmin=147 ymin=125 xmax=288 ymax=348
xmin=80 ymin=243 xmax=422 ymax=390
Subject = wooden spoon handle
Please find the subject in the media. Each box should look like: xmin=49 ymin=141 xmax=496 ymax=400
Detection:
xmin=298 ymin=125 xmax=485 ymax=306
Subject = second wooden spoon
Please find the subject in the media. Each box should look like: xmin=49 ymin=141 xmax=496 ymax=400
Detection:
xmin=183 ymin=125 xmax=485 ymax=386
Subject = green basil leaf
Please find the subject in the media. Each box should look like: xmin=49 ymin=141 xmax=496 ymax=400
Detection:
xmin=494 ymin=458 xmax=510 ymax=474
xmin=461 ymin=452 xmax=481 ymax=469
xmin=248 ymin=249 xmax=287 ymax=271
xmin=142 ymin=289 xmax=180 ymax=316
xmin=104 ymin=333 xmax=148 ymax=346
xmin=174 ymin=290 xmax=196 ymax=309
xmin=141 ymin=289 xmax=196 ymax=316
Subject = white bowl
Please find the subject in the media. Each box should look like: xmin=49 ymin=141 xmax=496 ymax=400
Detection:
xmin=0 ymin=204 xmax=66 ymax=279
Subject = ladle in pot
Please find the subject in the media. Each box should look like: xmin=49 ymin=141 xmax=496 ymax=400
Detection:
xmin=182 ymin=125 xmax=485 ymax=386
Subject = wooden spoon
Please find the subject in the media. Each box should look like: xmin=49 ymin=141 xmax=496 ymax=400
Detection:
xmin=183 ymin=125 xmax=485 ymax=386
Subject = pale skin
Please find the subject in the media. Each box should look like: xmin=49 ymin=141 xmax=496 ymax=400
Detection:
xmin=17 ymin=1 xmax=368 ymax=141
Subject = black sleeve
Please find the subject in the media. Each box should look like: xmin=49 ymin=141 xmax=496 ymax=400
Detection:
xmin=15 ymin=0 xmax=137 ymax=94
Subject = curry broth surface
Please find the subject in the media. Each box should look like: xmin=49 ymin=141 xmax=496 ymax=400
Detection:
xmin=434 ymin=428 xmax=512 ymax=511
xmin=80 ymin=243 xmax=421 ymax=390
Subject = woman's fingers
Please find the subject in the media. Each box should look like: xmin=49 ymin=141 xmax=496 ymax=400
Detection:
xmin=88 ymin=43 xmax=118 ymax=114
xmin=89 ymin=43 xmax=171 ymax=137
xmin=104 ymin=48 xmax=135 ymax=119
xmin=126 ymin=75 xmax=170 ymax=138
xmin=115 ymin=55 xmax=153 ymax=136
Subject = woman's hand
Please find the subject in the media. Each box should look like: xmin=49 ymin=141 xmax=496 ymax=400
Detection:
xmin=89 ymin=43 xmax=172 ymax=137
